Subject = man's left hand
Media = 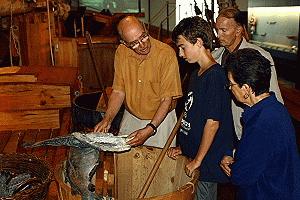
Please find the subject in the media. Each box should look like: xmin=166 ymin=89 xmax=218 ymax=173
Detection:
xmin=126 ymin=126 xmax=153 ymax=147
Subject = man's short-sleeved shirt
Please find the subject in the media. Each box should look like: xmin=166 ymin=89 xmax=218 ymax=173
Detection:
xmin=113 ymin=37 xmax=182 ymax=119
xmin=178 ymin=64 xmax=234 ymax=183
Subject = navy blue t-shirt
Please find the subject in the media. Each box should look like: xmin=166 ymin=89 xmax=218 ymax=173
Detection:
xmin=178 ymin=64 xmax=234 ymax=183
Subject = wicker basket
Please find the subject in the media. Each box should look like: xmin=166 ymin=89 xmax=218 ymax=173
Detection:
xmin=0 ymin=153 xmax=52 ymax=200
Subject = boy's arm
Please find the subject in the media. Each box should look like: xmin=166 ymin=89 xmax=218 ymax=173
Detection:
xmin=185 ymin=119 xmax=219 ymax=176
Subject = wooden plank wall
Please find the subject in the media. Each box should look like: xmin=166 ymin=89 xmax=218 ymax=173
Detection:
xmin=0 ymin=66 xmax=79 ymax=93
xmin=0 ymin=66 xmax=74 ymax=132
xmin=21 ymin=12 xmax=55 ymax=66
xmin=0 ymin=74 xmax=37 ymax=82
xmin=0 ymin=84 xmax=70 ymax=111
xmin=0 ymin=110 xmax=60 ymax=130
xmin=53 ymin=37 xmax=78 ymax=67
xmin=78 ymin=42 xmax=117 ymax=92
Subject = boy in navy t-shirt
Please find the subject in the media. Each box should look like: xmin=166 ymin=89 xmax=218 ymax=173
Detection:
xmin=167 ymin=16 xmax=235 ymax=200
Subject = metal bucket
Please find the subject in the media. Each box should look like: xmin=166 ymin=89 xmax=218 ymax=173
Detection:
xmin=72 ymin=91 xmax=123 ymax=132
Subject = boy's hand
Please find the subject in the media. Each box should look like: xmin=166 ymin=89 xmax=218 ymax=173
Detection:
xmin=167 ymin=147 xmax=182 ymax=160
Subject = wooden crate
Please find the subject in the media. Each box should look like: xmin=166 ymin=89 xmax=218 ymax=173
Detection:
xmin=116 ymin=146 xmax=198 ymax=200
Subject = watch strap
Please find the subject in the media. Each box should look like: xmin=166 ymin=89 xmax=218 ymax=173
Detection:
xmin=146 ymin=123 xmax=157 ymax=135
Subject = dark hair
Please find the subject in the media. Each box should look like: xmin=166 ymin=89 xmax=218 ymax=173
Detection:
xmin=172 ymin=16 xmax=213 ymax=50
xmin=224 ymin=48 xmax=271 ymax=95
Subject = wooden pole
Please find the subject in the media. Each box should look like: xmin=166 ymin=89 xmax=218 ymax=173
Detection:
xmin=138 ymin=112 xmax=184 ymax=198
xmin=46 ymin=0 xmax=54 ymax=66
xmin=85 ymin=32 xmax=109 ymax=106
xmin=166 ymin=1 xmax=169 ymax=36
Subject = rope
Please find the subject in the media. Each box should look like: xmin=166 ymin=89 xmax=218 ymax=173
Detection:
xmin=9 ymin=0 xmax=22 ymax=66
xmin=185 ymin=181 xmax=195 ymax=194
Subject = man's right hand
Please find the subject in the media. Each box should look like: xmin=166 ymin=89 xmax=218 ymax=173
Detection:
xmin=94 ymin=119 xmax=111 ymax=133
xmin=93 ymin=89 xmax=125 ymax=133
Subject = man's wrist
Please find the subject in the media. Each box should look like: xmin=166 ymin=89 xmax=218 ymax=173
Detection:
xmin=103 ymin=114 xmax=113 ymax=123
xmin=146 ymin=123 xmax=157 ymax=135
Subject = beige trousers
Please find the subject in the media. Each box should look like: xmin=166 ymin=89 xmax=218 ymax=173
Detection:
xmin=118 ymin=109 xmax=177 ymax=148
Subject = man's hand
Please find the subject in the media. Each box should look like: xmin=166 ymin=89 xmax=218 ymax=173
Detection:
xmin=126 ymin=126 xmax=153 ymax=147
xmin=94 ymin=89 xmax=125 ymax=133
xmin=167 ymin=147 xmax=182 ymax=160
xmin=94 ymin=118 xmax=111 ymax=133
xmin=185 ymin=159 xmax=201 ymax=177
xmin=220 ymin=155 xmax=234 ymax=177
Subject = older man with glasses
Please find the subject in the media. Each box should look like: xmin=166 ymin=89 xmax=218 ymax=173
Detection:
xmin=94 ymin=16 xmax=182 ymax=148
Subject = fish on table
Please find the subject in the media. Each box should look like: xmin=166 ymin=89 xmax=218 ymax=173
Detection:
xmin=24 ymin=132 xmax=131 ymax=200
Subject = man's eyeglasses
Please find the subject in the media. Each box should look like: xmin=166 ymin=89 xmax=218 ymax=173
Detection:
xmin=121 ymin=32 xmax=149 ymax=49
xmin=225 ymin=82 xmax=237 ymax=90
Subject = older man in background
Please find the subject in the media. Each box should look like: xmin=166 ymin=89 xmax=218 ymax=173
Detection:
xmin=213 ymin=7 xmax=283 ymax=140
xmin=94 ymin=16 xmax=182 ymax=148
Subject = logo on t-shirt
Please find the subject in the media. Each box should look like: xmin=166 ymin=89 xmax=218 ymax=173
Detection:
xmin=185 ymin=92 xmax=193 ymax=111
xmin=180 ymin=92 xmax=193 ymax=135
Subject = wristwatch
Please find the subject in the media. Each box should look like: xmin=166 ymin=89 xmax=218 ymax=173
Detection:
xmin=146 ymin=123 xmax=157 ymax=135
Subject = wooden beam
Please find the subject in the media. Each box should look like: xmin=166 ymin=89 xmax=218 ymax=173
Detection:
xmin=0 ymin=66 xmax=79 ymax=91
xmin=0 ymin=83 xmax=70 ymax=111
xmin=0 ymin=74 xmax=37 ymax=83
xmin=0 ymin=66 xmax=21 ymax=74
xmin=0 ymin=109 xmax=60 ymax=131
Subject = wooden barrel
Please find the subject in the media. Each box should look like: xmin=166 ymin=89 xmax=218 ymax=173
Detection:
xmin=116 ymin=146 xmax=199 ymax=200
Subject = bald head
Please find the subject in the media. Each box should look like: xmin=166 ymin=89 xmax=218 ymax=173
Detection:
xmin=117 ymin=16 xmax=145 ymax=41
xmin=117 ymin=16 xmax=151 ymax=55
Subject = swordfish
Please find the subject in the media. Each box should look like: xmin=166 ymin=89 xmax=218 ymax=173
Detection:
xmin=24 ymin=132 xmax=131 ymax=200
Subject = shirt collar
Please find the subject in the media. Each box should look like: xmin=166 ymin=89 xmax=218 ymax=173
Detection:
xmin=232 ymin=38 xmax=243 ymax=52
xmin=221 ymin=37 xmax=244 ymax=64
xmin=242 ymin=92 xmax=277 ymax=124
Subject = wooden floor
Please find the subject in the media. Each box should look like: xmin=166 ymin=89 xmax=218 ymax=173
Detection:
xmin=0 ymin=108 xmax=115 ymax=200
xmin=1 ymin=84 xmax=300 ymax=200
xmin=0 ymin=109 xmax=70 ymax=200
